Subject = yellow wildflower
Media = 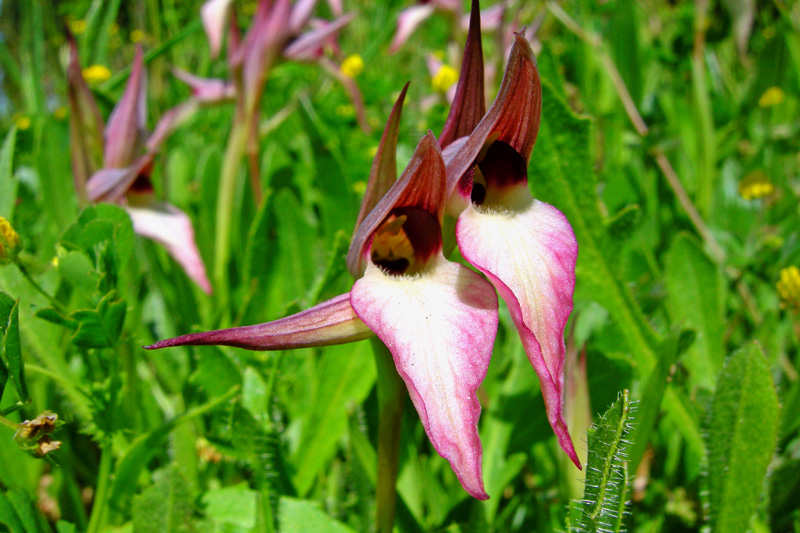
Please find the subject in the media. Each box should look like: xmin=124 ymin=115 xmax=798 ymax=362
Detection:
xmin=82 ymin=65 xmax=112 ymax=84
xmin=130 ymin=29 xmax=145 ymax=43
xmin=759 ymin=87 xmax=784 ymax=108
xmin=340 ymin=54 xmax=364 ymax=78
xmin=53 ymin=106 xmax=68 ymax=121
xmin=69 ymin=19 xmax=87 ymax=35
xmin=432 ymin=64 xmax=458 ymax=93
xmin=353 ymin=181 xmax=367 ymax=195
xmin=0 ymin=216 xmax=22 ymax=265
xmin=777 ymin=266 xmax=800 ymax=308
xmin=14 ymin=115 xmax=31 ymax=130
xmin=738 ymin=170 xmax=774 ymax=200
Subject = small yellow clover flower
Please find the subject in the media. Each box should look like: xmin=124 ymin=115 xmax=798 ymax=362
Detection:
xmin=738 ymin=170 xmax=774 ymax=200
xmin=777 ymin=266 xmax=800 ymax=309
xmin=340 ymin=54 xmax=364 ymax=78
xmin=82 ymin=65 xmax=112 ymax=84
xmin=0 ymin=216 xmax=23 ymax=265
xmin=759 ymin=87 xmax=785 ymax=108
xmin=432 ymin=64 xmax=458 ymax=93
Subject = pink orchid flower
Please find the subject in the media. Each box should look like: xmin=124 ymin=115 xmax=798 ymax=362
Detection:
xmin=149 ymin=0 xmax=580 ymax=499
xmin=440 ymin=6 xmax=580 ymax=467
xmin=67 ymin=42 xmax=212 ymax=293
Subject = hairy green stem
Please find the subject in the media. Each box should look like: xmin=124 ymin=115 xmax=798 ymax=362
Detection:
xmin=16 ymin=263 xmax=67 ymax=314
xmin=371 ymin=338 xmax=405 ymax=533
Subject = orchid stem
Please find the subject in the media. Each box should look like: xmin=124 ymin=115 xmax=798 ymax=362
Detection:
xmin=371 ymin=338 xmax=405 ymax=533
xmin=214 ymin=118 xmax=249 ymax=300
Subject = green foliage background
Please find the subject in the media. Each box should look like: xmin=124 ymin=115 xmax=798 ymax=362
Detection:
xmin=1 ymin=0 xmax=799 ymax=531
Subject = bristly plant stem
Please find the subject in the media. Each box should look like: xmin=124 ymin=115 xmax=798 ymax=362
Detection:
xmin=371 ymin=338 xmax=406 ymax=533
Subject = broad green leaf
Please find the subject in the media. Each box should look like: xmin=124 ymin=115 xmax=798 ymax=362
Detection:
xmin=69 ymin=291 xmax=126 ymax=348
xmin=569 ymin=390 xmax=634 ymax=533
xmin=278 ymin=497 xmax=356 ymax=533
xmin=708 ymin=343 xmax=779 ymax=533
xmin=665 ymin=233 xmax=725 ymax=389
xmin=0 ymin=291 xmax=28 ymax=405
xmin=0 ymin=127 xmax=17 ymax=218
xmin=530 ymin=81 xmax=659 ymax=371
xmin=202 ymin=484 xmax=258 ymax=530
xmin=291 ymin=342 xmax=376 ymax=496
xmin=132 ymin=466 xmax=194 ymax=533
xmin=57 ymin=251 xmax=102 ymax=295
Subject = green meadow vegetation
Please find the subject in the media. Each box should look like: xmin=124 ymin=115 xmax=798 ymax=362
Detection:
xmin=1 ymin=0 xmax=799 ymax=531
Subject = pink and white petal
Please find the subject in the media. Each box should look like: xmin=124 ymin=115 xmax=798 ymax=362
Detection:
xmin=147 ymin=292 xmax=372 ymax=350
xmin=126 ymin=202 xmax=212 ymax=294
xmin=105 ymin=46 xmax=147 ymax=169
xmin=289 ymin=0 xmax=319 ymax=33
xmin=351 ymin=258 xmax=499 ymax=499
xmin=456 ymin=191 xmax=580 ymax=467
xmin=388 ymin=5 xmax=435 ymax=53
xmin=201 ymin=0 xmax=233 ymax=58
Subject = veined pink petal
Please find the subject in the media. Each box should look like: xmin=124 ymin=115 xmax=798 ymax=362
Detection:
xmin=456 ymin=189 xmax=580 ymax=468
xmin=389 ymin=4 xmax=435 ymax=53
xmin=105 ymin=46 xmax=147 ymax=169
xmin=87 ymin=154 xmax=154 ymax=204
xmin=147 ymin=292 xmax=372 ymax=350
xmin=125 ymin=201 xmax=212 ymax=294
xmin=283 ymin=13 xmax=353 ymax=61
xmin=351 ymin=257 xmax=499 ymax=499
xmin=201 ymin=0 xmax=234 ymax=58
xmin=444 ymin=33 xmax=540 ymax=216
xmin=440 ymin=0 xmax=485 ymax=149
xmin=351 ymin=83 xmax=409 ymax=233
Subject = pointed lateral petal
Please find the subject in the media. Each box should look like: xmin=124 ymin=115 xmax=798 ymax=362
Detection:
xmin=351 ymin=259 xmax=498 ymax=499
xmin=389 ymin=4 xmax=435 ymax=53
xmin=87 ymin=153 xmax=154 ymax=204
xmin=445 ymin=33 xmax=540 ymax=215
xmin=125 ymin=201 xmax=212 ymax=293
xmin=147 ymin=293 xmax=372 ymax=350
xmin=347 ymin=131 xmax=446 ymax=278
xmin=440 ymin=0 xmax=485 ymax=149
xmin=201 ymin=0 xmax=234 ymax=58
xmin=105 ymin=46 xmax=148 ymax=169
xmin=67 ymin=37 xmax=105 ymax=200
xmin=146 ymin=101 xmax=200 ymax=153
xmin=289 ymin=0 xmax=319 ymax=33
xmin=325 ymin=0 xmax=343 ymax=16
xmin=352 ymin=82 xmax=409 ymax=233
xmin=456 ymin=193 xmax=580 ymax=467
xmin=283 ymin=13 xmax=353 ymax=61
xmin=173 ymin=69 xmax=237 ymax=103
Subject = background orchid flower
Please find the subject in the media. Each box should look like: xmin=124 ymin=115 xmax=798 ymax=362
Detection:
xmin=441 ymin=23 xmax=581 ymax=467
xmin=150 ymin=122 xmax=500 ymax=500
xmin=389 ymin=0 xmax=505 ymax=54
xmin=67 ymin=43 xmax=212 ymax=294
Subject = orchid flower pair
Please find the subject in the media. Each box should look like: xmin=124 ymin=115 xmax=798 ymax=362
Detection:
xmin=150 ymin=1 xmax=579 ymax=500
xmin=67 ymin=41 xmax=212 ymax=293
